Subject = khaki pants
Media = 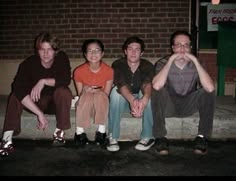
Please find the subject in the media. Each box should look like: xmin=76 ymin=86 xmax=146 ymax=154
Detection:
xmin=76 ymin=91 xmax=109 ymax=128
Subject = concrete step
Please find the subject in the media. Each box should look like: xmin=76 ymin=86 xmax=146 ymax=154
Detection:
xmin=0 ymin=96 xmax=236 ymax=141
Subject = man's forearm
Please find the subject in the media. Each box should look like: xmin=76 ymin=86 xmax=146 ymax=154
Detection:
xmin=120 ymin=86 xmax=135 ymax=103
xmin=43 ymin=78 xmax=56 ymax=87
xmin=21 ymin=95 xmax=43 ymax=116
xmin=142 ymin=83 xmax=152 ymax=100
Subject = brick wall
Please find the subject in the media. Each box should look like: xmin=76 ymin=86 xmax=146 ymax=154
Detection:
xmin=1 ymin=0 xmax=235 ymax=85
xmin=0 ymin=0 xmax=190 ymax=60
xmin=199 ymin=51 xmax=236 ymax=82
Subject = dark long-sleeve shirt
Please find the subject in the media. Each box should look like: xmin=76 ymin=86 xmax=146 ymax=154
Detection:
xmin=112 ymin=57 xmax=154 ymax=94
xmin=12 ymin=51 xmax=71 ymax=101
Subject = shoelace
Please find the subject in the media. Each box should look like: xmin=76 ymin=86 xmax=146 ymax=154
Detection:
xmin=109 ymin=139 xmax=117 ymax=144
xmin=54 ymin=130 xmax=65 ymax=140
xmin=0 ymin=141 xmax=14 ymax=156
xmin=1 ymin=141 xmax=12 ymax=149
xmin=140 ymin=138 xmax=149 ymax=144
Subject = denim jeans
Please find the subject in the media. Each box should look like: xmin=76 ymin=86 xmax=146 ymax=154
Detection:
xmin=108 ymin=86 xmax=153 ymax=139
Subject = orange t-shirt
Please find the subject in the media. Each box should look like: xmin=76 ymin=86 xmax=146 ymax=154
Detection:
xmin=73 ymin=62 xmax=113 ymax=90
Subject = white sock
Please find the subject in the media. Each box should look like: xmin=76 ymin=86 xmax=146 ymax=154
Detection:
xmin=197 ymin=134 xmax=204 ymax=138
xmin=98 ymin=125 xmax=105 ymax=133
xmin=2 ymin=130 xmax=14 ymax=143
xmin=54 ymin=128 xmax=60 ymax=135
xmin=76 ymin=127 xmax=84 ymax=135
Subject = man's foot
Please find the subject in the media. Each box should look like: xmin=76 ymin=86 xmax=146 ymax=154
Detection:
xmin=107 ymin=138 xmax=120 ymax=152
xmin=74 ymin=133 xmax=89 ymax=147
xmin=156 ymin=137 xmax=169 ymax=155
xmin=135 ymin=138 xmax=155 ymax=151
xmin=193 ymin=136 xmax=208 ymax=155
xmin=52 ymin=130 xmax=66 ymax=147
xmin=0 ymin=140 xmax=14 ymax=157
xmin=95 ymin=131 xmax=106 ymax=145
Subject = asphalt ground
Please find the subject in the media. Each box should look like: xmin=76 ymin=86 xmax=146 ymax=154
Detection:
xmin=1 ymin=139 xmax=236 ymax=176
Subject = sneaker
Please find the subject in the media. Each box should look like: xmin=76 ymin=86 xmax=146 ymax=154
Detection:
xmin=135 ymin=138 xmax=155 ymax=151
xmin=0 ymin=140 xmax=14 ymax=157
xmin=52 ymin=130 xmax=66 ymax=147
xmin=74 ymin=133 xmax=89 ymax=147
xmin=156 ymin=137 xmax=169 ymax=155
xmin=106 ymin=138 xmax=120 ymax=152
xmin=95 ymin=131 xmax=106 ymax=145
xmin=193 ymin=136 xmax=208 ymax=155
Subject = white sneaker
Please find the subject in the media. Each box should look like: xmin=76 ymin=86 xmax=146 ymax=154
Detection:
xmin=106 ymin=138 xmax=120 ymax=152
xmin=135 ymin=138 xmax=155 ymax=151
xmin=0 ymin=140 xmax=14 ymax=157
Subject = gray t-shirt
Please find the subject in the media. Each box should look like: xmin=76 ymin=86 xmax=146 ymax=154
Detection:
xmin=155 ymin=58 xmax=200 ymax=96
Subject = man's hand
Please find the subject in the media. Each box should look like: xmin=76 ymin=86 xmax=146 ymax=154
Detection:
xmin=130 ymin=99 xmax=140 ymax=117
xmin=31 ymin=79 xmax=45 ymax=102
xmin=130 ymin=99 xmax=146 ymax=118
xmin=37 ymin=113 xmax=49 ymax=131
xmin=184 ymin=52 xmax=198 ymax=63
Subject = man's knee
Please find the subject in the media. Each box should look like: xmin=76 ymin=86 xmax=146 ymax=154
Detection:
xmin=54 ymin=87 xmax=72 ymax=98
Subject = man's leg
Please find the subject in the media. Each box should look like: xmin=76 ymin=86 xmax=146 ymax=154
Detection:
xmin=151 ymin=88 xmax=175 ymax=155
xmin=174 ymin=89 xmax=215 ymax=155
xmin=134 ymin=93 xmax=155 ymax=151
xmin=198 ymin=90 xmax=215 ymax=138
xmin=151 ymin=88 xmax=175 ymax=138
xmin=108 ymin=87 xmax=129 ymax=139
xmin=53 ymin=87 xmax=72 ymax=130
xmin=3 ymin=93 xmax=24 ymax=136
xmin=140 ymin=93 xmax=153 ymax=139
xmin=107 ymin=87 xmax=129 ymax=152
xmin=192 ymin=89 xmax=215 ymax=155
xmin=51 ymin=87 xmax=72 ymax=146
xmin=174 ymin=89 xmax=215 ymax=137
xmin=1 ymin=93 xmax=23 ymax=156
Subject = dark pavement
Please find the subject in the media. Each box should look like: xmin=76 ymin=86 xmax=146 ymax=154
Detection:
xmin=1 ymin=139 xmax=236 ymax=176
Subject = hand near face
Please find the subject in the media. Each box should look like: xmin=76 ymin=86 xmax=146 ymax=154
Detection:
xmin=184 ymin=52 xmax=198 ymax=63
xmin=169 ymin=53 xmax=182 ymax=62
xmin=171 ymin=52 xmax=195 ymax=64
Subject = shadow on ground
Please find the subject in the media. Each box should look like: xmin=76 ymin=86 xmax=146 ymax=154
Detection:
xmin=1 ymin=139 xmax=236 ymax=176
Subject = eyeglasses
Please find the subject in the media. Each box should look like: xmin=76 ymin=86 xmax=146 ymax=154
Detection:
xmin=174 ymin=43 xmax=191 ymax=49
xmin=87 ymin=48 xmax=102 ymax=55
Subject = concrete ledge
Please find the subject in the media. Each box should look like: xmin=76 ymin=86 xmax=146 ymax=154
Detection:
xmin=0 ymin=96 xmax=236 ymax=141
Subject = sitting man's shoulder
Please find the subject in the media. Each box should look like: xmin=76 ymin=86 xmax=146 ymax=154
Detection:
xmin=112 ymin=57 xmax=126 ymax=66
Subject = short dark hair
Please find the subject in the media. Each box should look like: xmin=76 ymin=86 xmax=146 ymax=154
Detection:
xmin=35 ymin=32 xmax=60 ymax=51
xmin=170 ymin=30 xmax=192 ymax=47
xmin=81 ymin=39 xmax=104 ymax=58
xmin=122 ymin=36 xmax=145 ymax=53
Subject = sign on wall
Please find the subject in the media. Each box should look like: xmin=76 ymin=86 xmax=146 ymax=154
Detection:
xmin=207 ymin=4 xmax=236 ymax=31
